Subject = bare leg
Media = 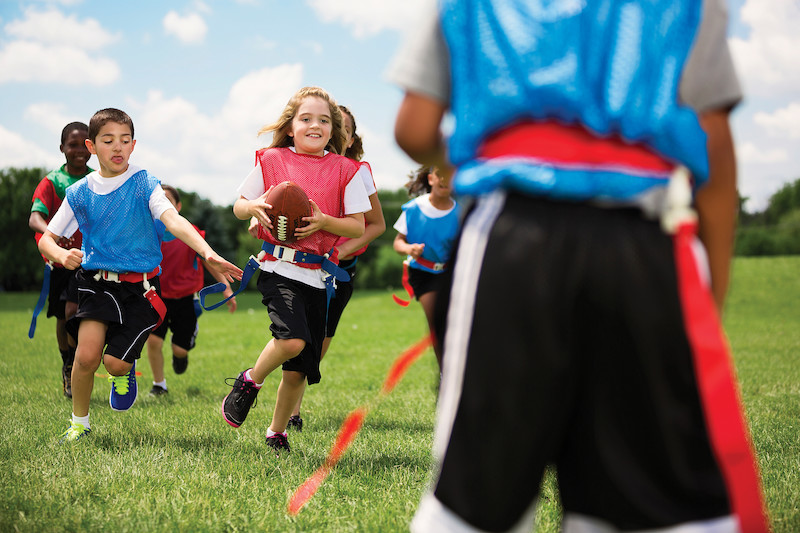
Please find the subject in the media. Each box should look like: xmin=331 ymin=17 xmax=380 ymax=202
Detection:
xmin=146 ymin=335 xmax=165 ymax=383
xmin=70 ymin=320 xmax=106 ymax=417
xmin=270 ymin=370 xmax=307 ymax=433
xmin=418 ymin=291 xmax=442 ymax=371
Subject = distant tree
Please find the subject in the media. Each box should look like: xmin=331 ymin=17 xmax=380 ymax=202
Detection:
xmin=1 ymin=167 xmax=49 ymax=291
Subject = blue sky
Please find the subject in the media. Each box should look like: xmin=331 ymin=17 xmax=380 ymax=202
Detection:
xmin=1 ymin=0 xmax=798 ymax=212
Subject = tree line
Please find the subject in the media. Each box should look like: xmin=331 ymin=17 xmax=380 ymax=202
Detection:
xmin=3 ymin=166 xmax=797 ymax=291
xmin=1 ymin=167 xmax=407 ymax=292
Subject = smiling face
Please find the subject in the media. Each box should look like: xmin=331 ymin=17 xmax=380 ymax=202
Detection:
xmin=86 ymin=121 xmax=135 ymax=177
xmin=288 ymin=96 xmax=333 ymax=156
xmin=61 ymin=128 xmax=91 ymax=176
xmin=428 ymin=168 xmax=451 ymax=199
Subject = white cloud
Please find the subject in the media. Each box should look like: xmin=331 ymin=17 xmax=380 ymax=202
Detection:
xmin=125 ymin=64 xmax=304 ymax=204
xmin=0 ymin=124 xmax=61 ymax=169
xmin=753 ymin=102 xmax=800 ymax=139
xmin=4 ymin=7 xmax=117 ymax=50
xmin=163 ymin=11 xmax=208 ymax=45
xmin=305 ymin=0 xmax=429 ymax=38
xmin=0 ymin=8 xmax=120 ymax=85
xmin=0 ymin=40 xmax=120 ymax=85
xmin=24 ymin=103 xmax=84 ymax=137
xmin=729 ymin=0 xmax=800 ymax=98
xmin=737 ymin=141 xmax=789 ymax=165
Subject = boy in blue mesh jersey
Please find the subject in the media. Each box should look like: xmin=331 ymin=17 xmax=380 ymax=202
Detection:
xmin=390 ymin=0 xmax=768 ymax=531
xmin=39 ymin=108 xmax=242 ymax=443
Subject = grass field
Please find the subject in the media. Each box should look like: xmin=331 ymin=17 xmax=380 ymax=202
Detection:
xmin=0 ymin=256 xmax=798 ymax=532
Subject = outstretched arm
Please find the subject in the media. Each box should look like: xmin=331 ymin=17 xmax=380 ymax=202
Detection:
xmin=695 ymin=108 xmax=738 ymax=313
xmin=161 ymin=209 xmax=243 ymax=283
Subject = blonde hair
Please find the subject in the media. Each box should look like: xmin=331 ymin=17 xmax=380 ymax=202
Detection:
xmin=257 ymin=86 xmax=345 ymax=155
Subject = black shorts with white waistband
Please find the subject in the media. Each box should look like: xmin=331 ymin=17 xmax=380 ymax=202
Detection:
xmin=257 ymin=270 xmax=327 ymax=385
xmin=425 ymin=192 xmax=732 ymax=531
xmin=67 ymin=268 xmax=161 ymax=363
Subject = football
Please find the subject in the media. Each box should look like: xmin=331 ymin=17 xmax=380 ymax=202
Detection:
xmin=265 ymin=181 xmax=313 ymax=244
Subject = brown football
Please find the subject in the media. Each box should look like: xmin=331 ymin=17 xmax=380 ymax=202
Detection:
xmin=265 ymin=181 xmax=313 ymax=244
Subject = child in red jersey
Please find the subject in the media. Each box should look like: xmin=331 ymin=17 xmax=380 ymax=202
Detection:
xmin=146 ymin=184 xmax=237 ymax=396
xmin=29 ymin=121 xmax=93 ymax=398
xmin=222 ymin=87 xmax=371 ymax=454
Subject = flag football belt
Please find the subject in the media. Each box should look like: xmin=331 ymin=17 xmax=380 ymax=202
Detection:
xmin=198 ymin=241 xmax=350 ymax=313
xmin=93 ymin=266 xmax=167 ymax=329
xmin=28 ymin=261 xmax=54 ymax=339
xmin=413 ymin=257 xmax=448 ymax=272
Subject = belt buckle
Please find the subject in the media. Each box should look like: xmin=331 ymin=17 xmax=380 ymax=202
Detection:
xmin=274 ymin=245 xmax=296 ymax=263
xmin=102 ymin=270 xmax=121 ymax=283
xmin=433 ymin=263 xmax=445 ymax=272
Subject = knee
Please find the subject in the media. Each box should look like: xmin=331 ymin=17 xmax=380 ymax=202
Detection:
xmin=282 ymin=370 xmax=306 ymax=387
xmin=74 ymin=347 xmax=101 ymax=371
xmin=103 ymin=356 xmax=132 ymax=376
xmin=275 ymin=338 xmax=306 ymax=358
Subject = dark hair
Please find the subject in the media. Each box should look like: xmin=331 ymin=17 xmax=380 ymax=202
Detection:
xmin=88 ymin=108 xmax=134 ymax=143
xmin=404 ymin=165 xmax=436 ymax=198
xmin=161 ymin=184 xmax=180 ymax=204
xmin=60 ymin=122 xmax=88 ymax=145
xmin=339 ymin=105 xmax=363 ymax=161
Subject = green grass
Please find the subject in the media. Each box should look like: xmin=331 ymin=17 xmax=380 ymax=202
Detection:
xmin=0 ymin=257 xmax=798 ymax=532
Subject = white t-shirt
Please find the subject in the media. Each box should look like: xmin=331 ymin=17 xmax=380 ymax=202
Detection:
xmin=47 ymin=165 xmax=175 ymax=239
xmin=236 ymin=148 xmax=372 ymax=288
xmin=393 ymin=193 xmax=456 ymax=236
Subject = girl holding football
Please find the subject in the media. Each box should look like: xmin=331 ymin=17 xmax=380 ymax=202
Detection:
xmin=222 ymin=87 xmax=371 ymax=454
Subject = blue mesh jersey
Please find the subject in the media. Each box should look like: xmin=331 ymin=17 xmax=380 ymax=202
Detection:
xmin=66 ymin=170 xmax=163 ymax=273
xmin=440 ymin=0 xmax=707 ymax=202
xmin=402 ymin=196 xmax=460 ymax=273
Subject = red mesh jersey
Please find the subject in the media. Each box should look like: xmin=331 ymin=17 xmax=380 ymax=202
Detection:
xmin=256 ymin=148 xmax=360 ymax=267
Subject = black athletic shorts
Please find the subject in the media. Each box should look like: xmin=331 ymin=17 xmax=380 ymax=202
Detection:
xmin=408 ymin=266 xmax=446 ymax=299
xmin=257 ymin=270 xmax=327 ymax=385
xmin=68 ymin=269 xmax=162 ymax=363
xmin=46 ymin=266 xmax=78 ymax=319
xmin=149 ymin=294 xmax=199 ymax=351
xmin=422 ymin=192 xmax=733 ymax=531
xmin=326 ymin=257 xmax=357 ymax=337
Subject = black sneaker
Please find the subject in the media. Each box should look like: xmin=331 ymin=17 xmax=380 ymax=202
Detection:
xmin=172 ymin=354 xmax=188 ymax=375
xmin=62 ymin=362 xmax=73 ymax=399
xmin=265 ymin=432 xmax=291 ymax=455
xmin=287 ymin=414 xmax=303 ymax=432
xmin=149 ymin=384 xmax=168 ymax=396
xmin=222 ymin=370 xmax=260 ymax=428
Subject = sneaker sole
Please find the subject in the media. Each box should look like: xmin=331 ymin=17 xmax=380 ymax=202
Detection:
xmin=220 ymin=398 xmax=242 ymax=428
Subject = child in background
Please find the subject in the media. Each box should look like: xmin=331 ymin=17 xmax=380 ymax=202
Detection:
xmin=392 ymin=165 xmax=458 ymax=371
xmin=222 ymin=87 xmax=370 ymax=454
xmin=146 ymin=184 xmax=237 ymax=397
xmin=39 ymin=108 xmax=242 ymax=443
xmin=29 ymin=122 xmax=93 ymax=398
xmin=286 ymin=104 xmax=386 ymax=431
xmin=390 ymin=0 xmax=769 ymax=531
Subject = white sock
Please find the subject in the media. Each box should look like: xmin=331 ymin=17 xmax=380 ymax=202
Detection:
xmin=72 ymin=413 xmax=90 ymax=429
xmin=153 ymin=380 xmax=167 ymax=390
xmin=266 ymin=428 xmax=286 ymax=438
xmin=245 ymin=369 xmax=264 ymax=388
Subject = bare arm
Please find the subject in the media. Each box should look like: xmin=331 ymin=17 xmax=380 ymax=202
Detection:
xmin=161 ymin=209 xmax=243 ymax=283
xmin=38 ymin=230 xmax=83 ymax=269
xmin=29 ymin=211 xmax=49 ymax=234
xmin=337 ymin=193 xmax=386 ymax=260
xmin=395 ymin=91 xmax=453 ymax=179
xmin=695 ymin=109 xmax=738 ymax=313
xmin=393 ymin=232 xmax=424 ymax=259
xmin=293 ymin=198 xmax=365 ymax=240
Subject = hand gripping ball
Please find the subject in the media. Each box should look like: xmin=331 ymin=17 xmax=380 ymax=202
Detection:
xmin=265 ymin=181 xmax=313 ymax=244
